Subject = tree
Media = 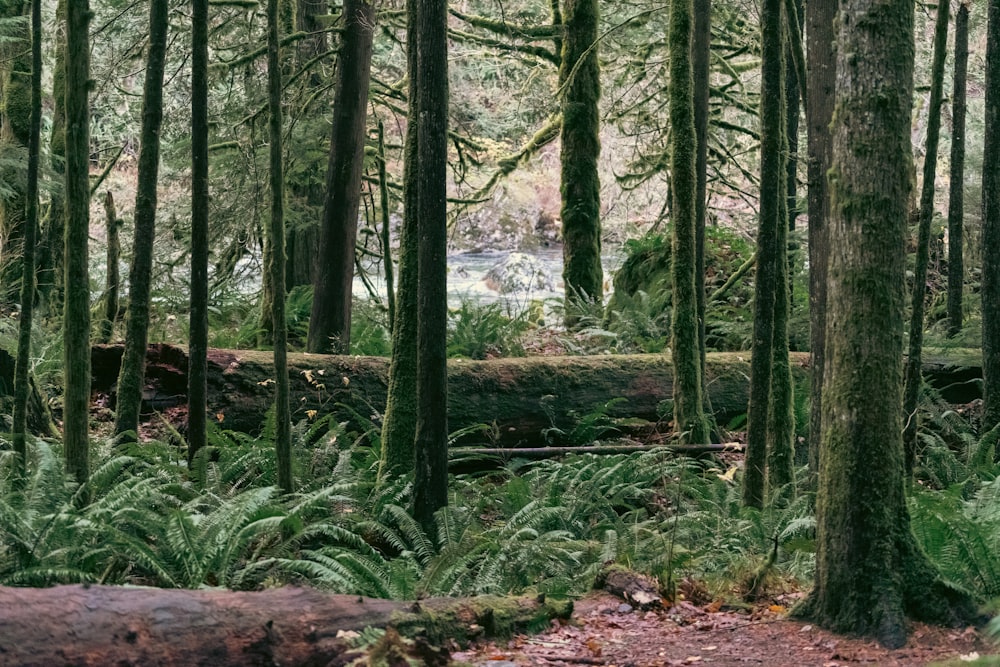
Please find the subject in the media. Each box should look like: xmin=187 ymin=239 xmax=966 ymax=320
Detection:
xmin=11 ymin=0 xmax=42 ymax=477
xmin=412 ymin=0 xmax=450 ymax=532
xmin=794 ymin=0 xmax=975 ymax=646
xmin=63 ymin=0 xmax=91 ymax=484
xmin=267 ymin=0 xmax=293 ymax=493
xmin=902 ymin=0 xmax=950 ymax=475
xmin=378 ymin=0 xmax=419 ymax=481
xmin=0 ymin=0 xmax=31 ymax=307
xmin=804 ymin=0 xmax=835 ymax=475
xmin=947 ymin=2 xmax=969 ymax=337
xmin=668 ymin=0 xmax=710 ymax=445
xmin=692 ymin=0 xmax=710 ymax=406
xmin=98 ymin=192 xmax=121 ymax=344
xmin=306 ymin=0 xmax=376 ymax=354
xmin=37 ymin=0 xmax=66 ymax=304
xmin=114 ymin=0 xmax=169 ymax=442
xmin=984 ymin=0 xmax=1000 ymax=435
xmin=559 ymin=0 xmax=603 ymax=320
xmin=188 ymin=0 xmax=210 ymax=465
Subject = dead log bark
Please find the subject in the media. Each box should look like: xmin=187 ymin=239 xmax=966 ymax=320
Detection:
xmin=0 ymin=584 xmax=572 ymax=667
xmin=88 ymin=345 xmax=984 ymax=446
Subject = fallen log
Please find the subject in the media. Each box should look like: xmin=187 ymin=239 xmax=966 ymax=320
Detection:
xmin=0 ymin=584 xmax=572 ymax=667
xmin=447 ymin=443 xmax=743 ymax=472
xmin=88 ymin=345 xmax=983 ymax=446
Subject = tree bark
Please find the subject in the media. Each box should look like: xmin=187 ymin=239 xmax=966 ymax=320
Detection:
xmin=306 ymin=0 xmax=375 ymax=354
xmin=743 ymin=0 xmax=784 ymax=507
xmin=63 ymin=0 xmax=91 ymax=485
xmin=114 ymin=0 xmax=168 ymax=442
xmin=0 ymin=585 xmax=572 ymax=667
xmin=267 ymin=0 xmax=293 ymax=494
xmin=559 ymin=0 xmax=604 ymax=317
xmin=794 ymin=0 xmax=976 ymax=646
xmin=947 ymin=3 xmax=969 ymax=337
xmin=189 ymin=0 xmax=210 ymax=465
xmin=982 ymin=0 xmax=1000 ymax=435
xmin=37 ymin=0 xmax=66 ymax=305
xmin=804 ymin=0 xmax=835 ymax=477
xmin=99 ymin=191 xmax=121 ymax=344
xmin=902 ymin=0 xmax=950 ymax=475
xmin=693 ymin=0 xmax=711 ymax=417
xmin=668 ymin=0 xmax=710 ymax=444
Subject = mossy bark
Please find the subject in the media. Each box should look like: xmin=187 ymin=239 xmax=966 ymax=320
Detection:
xmin=0 ymin=0 xmax=31 ymax=306
xmin=63 ymin=0 xmax=91 ymax=484
xmin=947 ymin=4 xmax=968 ymax=338
xmin=412 ymin=0 xmax=450 ymax=533
xmin=267 ymin=0 xmax=293 ymax=494
xmin=902 ymin=0 xmax=950 ymax=475
xmin=11 ymin=0 xmax=42 ymax=475
xmin=668 ymin=0 xmax=710 ymax=445
xmin=743 ymin=0 xmax=784 ymax=507
xmin=804 ymin=0 xmax=835 ymax=477
xmin=693 ymin=0 xmax=711 ymax=414
xmin=982 ymin=0 xmax=1000 ymax=435
xmin=558 ymin=0 xmax=603 ymax=318
xmin=378 ymin=0 xmax=419 ymax=480
xmin=795 ymin=0 xmax=975 ymax=646
xmin=307 ymin=0 xmax=376 ymax=354
xmin=38 ymin=0 xmax=66 ymax=305
xmin=188 ymin=0 xmax=210 ymax=465
xmin=114 ymin=0 xmax=168 ymax=442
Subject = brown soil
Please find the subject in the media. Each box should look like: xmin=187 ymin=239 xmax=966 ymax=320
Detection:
xmin=452 ymin=593 xmax=993 ymax=666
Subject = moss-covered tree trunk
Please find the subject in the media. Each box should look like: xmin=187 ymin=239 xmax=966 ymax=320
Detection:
xmin=37 ymin=0 xmax=65 ymax=305
xmin=99 ymin=191 xmax=120 ymax=344
xmin=984 ymin=0 xmax=1000 ymax=435
xmin=742 ymin=0 xmax=784 ymax=507
xmin=113 ymin=0 xmax=168 ymax=442
xmin=668 ymin=0 xmax=710 ymax=446
xmin=267 ymin=0 xmax=293 ymax=494
xmin=11 ymin=0 xmax=42 ymax=476
xmin=188 ymin=0 xmax=210 ymax=465
xmin=378 ymin=0 xmax=419 ymax=480
xmin=412 ymin=0 xmax=450 ymax=533
xmin=794 ymin=0 xmax=975 ymax=646
xmin=902 ymin=0 xmax=950 ymax=475
xmin=804 ymin=0 xmax=835 ymax=476
xmin=784 ymin=0 xmax=803 ymax=238
xmin=0 ymin=0 xmax=31 ymax=307
xmin=306 ymin=0 xmax=375 ymax=354
xmin=693 ymin=0 xmax=711 ymax=413
xmin=947 ymin=3 xmax=969 ymax=338
xmin=559 ymin=0 xmax=603 ymax=320
xmin=377 ymin=121 xmax=395 ymax=332
xmin=63 ymin=0 xmax=91 ymax=484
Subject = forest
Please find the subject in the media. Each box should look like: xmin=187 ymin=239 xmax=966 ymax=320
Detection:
xmin=1 ymin=0 xmax=1000 ymax=663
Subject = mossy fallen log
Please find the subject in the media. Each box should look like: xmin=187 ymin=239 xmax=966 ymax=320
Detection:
xmin=89 ymin=344 xmax=983 ymax=446
xmin=0 ymin=584 xmax=572 ymax=667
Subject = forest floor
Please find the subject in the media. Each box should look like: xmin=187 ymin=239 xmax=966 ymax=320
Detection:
xmin=452 ymin=592 xmax=994 ymax=667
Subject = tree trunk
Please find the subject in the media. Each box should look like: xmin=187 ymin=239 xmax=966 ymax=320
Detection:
xmin=267 ymin=0 xmax=293 ymax=494
xmin=668 ymin=0 xmax=710 ymax=445
xmin=0 ymin=585 xmax=572 ymax=667
xmin=794 ymin=0 xmax=976 ymax=646
xmin=63 ymin=0 xmax=91 ymax=485
xmin=99 ymin=191 xmax=121 ymax=344
xmin=559 ymin=0 xmax=603 ymax=318
xmin=693 ymin=0 xmax=711 ymax=418
xmin=306 ymin=0 xmax=375 ymax=354
xmin=114 ymin=0 xmax=168 ymax=442
xmin=804 ymin=0 xmax=835 ymax=477
xmin=37 ymin=0 xmax=66 ymax=306
xmin=902 ymin=0 xmax=950 ymax=475
xmin=378 ymin=0 xmax=420 ymax=480
xmin=743 ymin=0 xmax=784 ymax=508
xmin=413 ymin=0 xmax=451 ymax=532
xmin=0 ymin=0 xmax=31 ymax=307
xmin=947 ymin=3 xmax=969 ymax=337
xmin=189 ymin=0 xmax=210 ymax=465
xmin=9 ymin=0 xmax=41 ymax=474
xmin=982 ymin=0 xmax=1000 ymax=435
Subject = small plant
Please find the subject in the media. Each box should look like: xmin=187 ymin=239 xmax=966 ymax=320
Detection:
xmin=447 ymin=299 xmax=527 ymax=359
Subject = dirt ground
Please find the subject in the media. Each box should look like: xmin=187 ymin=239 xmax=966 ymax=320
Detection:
xmin=452 ymin=593 xmax=994 ymax=667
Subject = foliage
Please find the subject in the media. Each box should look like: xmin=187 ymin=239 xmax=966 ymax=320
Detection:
xmin=447 ymin=300 xmax=528 ymax=359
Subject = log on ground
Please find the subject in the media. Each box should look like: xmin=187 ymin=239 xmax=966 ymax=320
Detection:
xmin=0 ymin=584 xmax=572 ymax=667
xmin=89 ymin=345 xmax=983 ymax=446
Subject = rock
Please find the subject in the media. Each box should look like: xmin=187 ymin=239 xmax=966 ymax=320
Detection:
xmin=483 ymin=252 xmax=556 ymax=295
